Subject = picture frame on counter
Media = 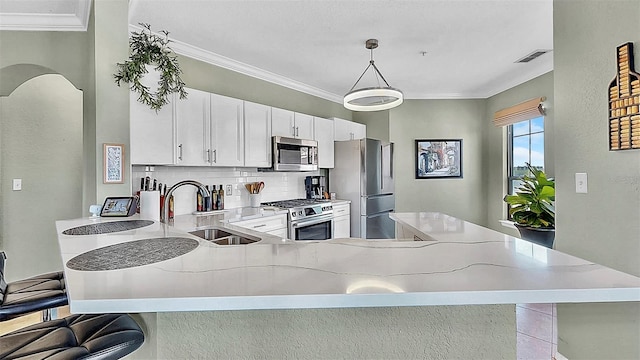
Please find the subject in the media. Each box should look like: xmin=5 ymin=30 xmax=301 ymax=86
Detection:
xmin=415 ymin=139 xmax=463 ymax=179
xmin=103 ymin=143 xmax=125 ymax=183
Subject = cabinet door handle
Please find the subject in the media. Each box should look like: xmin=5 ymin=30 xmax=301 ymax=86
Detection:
xmin=292 ymin=126 xmax=296 ymax=137
xmin=253 ymin=224 xmax=267 ymax=228
xmin=178 ymin=144 xmax=183 ymax=161
xmin=212 ymin=149 xmax=217 ymax=163
xmin=296 ymin=126 xmax=299 ymax=137
xmin=207 ymin=149 xmax=211 ymax=162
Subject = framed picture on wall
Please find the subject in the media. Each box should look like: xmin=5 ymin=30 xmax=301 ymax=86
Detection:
xmin=103 ymin=143 xmax=125 ymax=184
xmin=415 ymin=139 xmax=462 ymax=179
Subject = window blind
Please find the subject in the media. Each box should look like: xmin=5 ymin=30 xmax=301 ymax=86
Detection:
xmin=493 ymin=97 xmax=546 ymax=127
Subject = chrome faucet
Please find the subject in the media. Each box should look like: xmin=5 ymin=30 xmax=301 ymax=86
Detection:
xmin=161 ymin=180 xmax=211 ymax=223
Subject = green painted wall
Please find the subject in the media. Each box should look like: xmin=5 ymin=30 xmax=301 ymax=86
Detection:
xmin=353 ymin=110 xmax=389 ymax=141
xmin=176 ymin=56 xmax=352 ymax=120
xmin=484 ymin=71 xmax=554 ymax=235
xmin=553 ymin=0 xmax=640 ymax=358
xmin=0 ymin=75 xmax=83 ymax=280
xmin=389 ymin=99 xmax=486 ymax=225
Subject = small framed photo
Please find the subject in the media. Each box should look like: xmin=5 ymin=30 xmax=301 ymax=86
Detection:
xmin=103 ymin=143 xmax=124 ymax=184
xmin=415 ymin=139 xmax=463 ymax=179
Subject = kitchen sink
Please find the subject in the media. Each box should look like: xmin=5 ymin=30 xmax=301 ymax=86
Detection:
xmin=189 ymin=227 xmax=259 ymax=245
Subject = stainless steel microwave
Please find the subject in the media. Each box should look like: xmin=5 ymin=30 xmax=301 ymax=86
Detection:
xmin=272 ymin=136 xmax=318 ymax=171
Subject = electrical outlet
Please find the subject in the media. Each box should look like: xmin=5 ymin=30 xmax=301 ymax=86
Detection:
xmin=226 ymin=184 xmax=232 ymax=196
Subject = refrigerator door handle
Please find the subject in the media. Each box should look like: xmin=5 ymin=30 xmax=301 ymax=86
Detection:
xmin=380 ymin=144 xmax=384 ymax=190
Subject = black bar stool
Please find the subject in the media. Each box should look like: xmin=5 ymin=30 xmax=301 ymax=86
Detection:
xmin=0 ymin=313 xmax=145 ymax=359
xmin=0 ymin=252 xmax=68 ymax=322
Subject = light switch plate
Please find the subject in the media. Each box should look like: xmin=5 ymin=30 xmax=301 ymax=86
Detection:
xmin=226 ymin=185 xmax=232 ymax=196
xmin=12 ymin=178 xmax=22 ymax=191
xmin=575 ymin=173 xmax=588 ymax=193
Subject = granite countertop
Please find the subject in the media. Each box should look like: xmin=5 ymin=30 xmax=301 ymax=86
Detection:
xmin=55 ymin=211 xmax=640 ymax=314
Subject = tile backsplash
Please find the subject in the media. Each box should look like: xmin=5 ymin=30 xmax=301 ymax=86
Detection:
xmin=132 ymin=166 xmax=320 ymax=215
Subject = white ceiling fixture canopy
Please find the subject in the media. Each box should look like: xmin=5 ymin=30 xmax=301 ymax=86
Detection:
xmin=344 ymin=39 xmax=403 ymax=112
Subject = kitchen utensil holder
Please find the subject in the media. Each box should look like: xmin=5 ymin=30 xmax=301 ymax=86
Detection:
xmin=140 ymin=191 xmax=160 ymax=221
xmin=249 ymin=194 xmax=262 ymax=208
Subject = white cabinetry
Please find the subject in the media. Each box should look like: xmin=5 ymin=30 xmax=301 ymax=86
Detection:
xmin=313 ymin=117 xmax=334 ymax=168
xmin=333 ymin=117 xmax=366 ymax=141
xmin=232 ymin=214 xmax=288 ymax=238
xmin=130 ymin=92 xmax=175 ymax=165
xmin=244 ymin=101 xmax=272 ymax=167
xmin=332 ymin=202 xmax=351 ymax=238
xmin=272 ymin=107 xmax=314 ymax=139
xmin=175 ymin=88 xmax=209 ymax=166
xmin=210 ymin=94 xmax=244 ymax=166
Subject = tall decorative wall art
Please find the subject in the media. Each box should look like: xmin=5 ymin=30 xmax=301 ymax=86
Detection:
xmin=608 ymin=42 xmax=640 ymax=150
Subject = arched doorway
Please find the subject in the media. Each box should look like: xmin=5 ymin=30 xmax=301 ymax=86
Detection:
xmin=0 ymin=73 xmax=83 ymax=280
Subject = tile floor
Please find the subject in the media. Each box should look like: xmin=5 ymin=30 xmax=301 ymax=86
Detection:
xmin=517 ymin=303 xmax=558 ymax=360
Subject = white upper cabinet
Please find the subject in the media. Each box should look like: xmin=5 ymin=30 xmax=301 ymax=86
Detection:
xmin=210 ymin=94 xmax=244 ymax=167
xmin=272 ymin=107 xmax=314 ymax=140
xmin=244 ymin=101 xmax=272 ymax=167
xmin=130 ymin=91 xmax=175 ymax=165
xmin=293 ymin=112 xmax=314 ymax=140
xmin=271 ymin=107 xmax=295 ymax=137
xmin=175 ymin=88 xmax=209 ymax=166
xmin=333 ymin=117 xmax=366 ymax=141
xmin=313 ymin=117 xmax=334 ymax=169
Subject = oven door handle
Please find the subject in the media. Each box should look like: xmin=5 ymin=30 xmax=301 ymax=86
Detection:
xmin=291 ymin=214 xmax=334 ymax=228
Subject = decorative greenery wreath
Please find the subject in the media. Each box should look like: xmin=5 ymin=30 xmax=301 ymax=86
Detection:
xmin=114 ymin=23 xmax=188 ymax=111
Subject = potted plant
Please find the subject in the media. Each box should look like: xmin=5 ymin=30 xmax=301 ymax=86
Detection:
xmin=503 ymin=163 xmax=555 ymax=248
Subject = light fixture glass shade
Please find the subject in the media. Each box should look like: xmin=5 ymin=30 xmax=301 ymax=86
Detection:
xmin=344 ymin=39 xmax=403 ymax=112
xmin=344 ymin=87 xmax=404 ymax=111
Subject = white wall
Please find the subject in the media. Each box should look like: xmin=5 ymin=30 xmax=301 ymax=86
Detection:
xmin=553 ymin=0 xmax=640 ymax=358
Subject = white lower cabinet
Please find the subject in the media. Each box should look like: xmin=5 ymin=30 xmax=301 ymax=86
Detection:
xmin=332 ymin=203 xmax=350 ymax=238
xmin=232 ymin=214 xmax=288 ymax=238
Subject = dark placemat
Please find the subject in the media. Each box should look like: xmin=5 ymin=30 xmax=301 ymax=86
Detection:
xmin=62 ymin=220 xmax=155 ymax=235
xmin=66 ymin=237 xmax=199 ymax=271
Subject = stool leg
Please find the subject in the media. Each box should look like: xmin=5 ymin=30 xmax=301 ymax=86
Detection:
xmin=42 ymin=308 xmax=57 ymax=322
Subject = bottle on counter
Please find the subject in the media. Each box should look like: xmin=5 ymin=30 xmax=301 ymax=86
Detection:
xmin=217 ymin=184 xmax=224 ymax=210
xmin=211 ymin=185 xmax=218 ymax=210
xmin=196 ymin=187 xmax=203 ymax=212
xmin=168 ymin=194 xmax=174 ymax=220
xmin=204 ymin=185 xmax=212 ymax=211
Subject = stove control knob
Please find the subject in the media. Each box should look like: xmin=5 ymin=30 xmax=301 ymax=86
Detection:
xmin=291 ymin=213 xmax=296 ymax=217
xmin=298 ymin=210 xmax=303 ymax=216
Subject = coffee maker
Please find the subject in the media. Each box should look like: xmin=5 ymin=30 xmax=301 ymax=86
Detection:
xmin=305 ymin=176 xmax=326 ymax=199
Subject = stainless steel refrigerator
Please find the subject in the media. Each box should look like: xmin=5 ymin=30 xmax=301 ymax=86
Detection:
xmin=330 ymin=138 xmax=395 ymax=239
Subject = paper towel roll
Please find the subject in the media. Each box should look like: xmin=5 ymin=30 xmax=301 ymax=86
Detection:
xmin=140 ymin=191 xmax=160 ymax=221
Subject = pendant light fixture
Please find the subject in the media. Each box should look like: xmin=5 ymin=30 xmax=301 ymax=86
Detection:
xmin=344 ymin=39 xmax=403 ymax=112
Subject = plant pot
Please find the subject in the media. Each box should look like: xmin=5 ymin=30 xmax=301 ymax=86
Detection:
xmin=514 ymin=224 xmax=555 ymax=249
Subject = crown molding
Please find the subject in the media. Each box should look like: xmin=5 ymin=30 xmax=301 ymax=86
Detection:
xmin=0 ymin=0 xmax=91 ymax=31
xmin=128 ymin=24 xmax=343 ymax=104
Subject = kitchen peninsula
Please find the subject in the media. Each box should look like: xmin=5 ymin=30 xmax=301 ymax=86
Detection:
xmin=55 ymin=212 xmax=640 ymax=359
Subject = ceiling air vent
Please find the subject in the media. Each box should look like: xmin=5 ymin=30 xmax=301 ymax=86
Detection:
xmin=515 ymin=50 xmax=552 ymax=63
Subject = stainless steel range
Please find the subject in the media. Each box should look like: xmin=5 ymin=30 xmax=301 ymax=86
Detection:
xmin=262 ymin=199 xmax=333 ymax=240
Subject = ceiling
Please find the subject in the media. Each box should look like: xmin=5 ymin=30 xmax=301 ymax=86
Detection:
xmin=1 ymin=0 xmax=553 ymax=104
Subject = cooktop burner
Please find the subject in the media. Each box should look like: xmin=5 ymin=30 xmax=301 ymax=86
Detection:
xmin=262 ymin=198 xmax=331 ymax=208
xmin=262 ymin=198 xmax=332 ymax=221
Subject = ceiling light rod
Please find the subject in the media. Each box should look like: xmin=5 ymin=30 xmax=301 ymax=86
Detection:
xmin=347 ymin=39 xmax=392 ymax=92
